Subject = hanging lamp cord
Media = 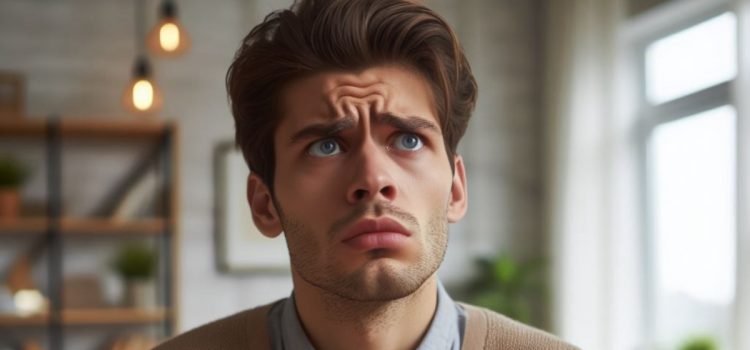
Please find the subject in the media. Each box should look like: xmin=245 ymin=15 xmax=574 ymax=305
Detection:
xmin=135 ymin=0 xmax=146 ymax=56
xmin=133 ymin=0 xmax=149 ymax=78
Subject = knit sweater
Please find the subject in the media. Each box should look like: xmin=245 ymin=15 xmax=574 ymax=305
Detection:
xmin=155 ymin=301 xmax=579 ymax=350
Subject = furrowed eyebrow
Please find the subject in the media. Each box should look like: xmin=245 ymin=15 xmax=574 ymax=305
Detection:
xmin=374 ymin=113 xmax=440 ymax=134
xmin=289 ymin=117 xmax=356 ymax=144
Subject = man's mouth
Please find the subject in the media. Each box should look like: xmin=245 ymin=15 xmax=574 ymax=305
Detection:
xmin=340 ymin=217 xmax=412 ymax=251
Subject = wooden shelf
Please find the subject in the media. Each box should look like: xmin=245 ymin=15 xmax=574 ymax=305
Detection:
xmin=0 ymin=217 xmax=48 ymax=233
xmin=0 ymin=308 xmax=168 ymax=327
xmin=0 ymin=117 xmax=173 ymax=139
xmin=0 ymin=217 xmax=166 ymax=235
xmin=63 ymin=307 xmax=169 ymax=325
xmin=0 ymin=313 xmax=47 ymax=326
xmin=61 ymin=218 xmax=166 ymax=235
xmin=0 ymin=115 xmax=180 ymax=338
xmin=0 ymin=118 xmax=46 ymax=137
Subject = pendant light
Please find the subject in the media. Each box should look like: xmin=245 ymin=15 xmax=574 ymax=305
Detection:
xmin=123 ymin=55 xmax=162 ymax=114
xmin=123 ymin=0 xmax=162 ymax=115
xmin=147 ymin=0 xmax=190 ymax=57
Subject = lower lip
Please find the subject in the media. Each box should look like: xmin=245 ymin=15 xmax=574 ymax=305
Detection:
xmin=343 ymin=232 xmax=410 ymax=250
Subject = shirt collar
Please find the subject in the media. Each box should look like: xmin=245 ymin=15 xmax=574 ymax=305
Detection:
xmin=269 ymin=281 xmax=463 ymax=350
xmin=417 ymin=281 xmax=462 ymax=350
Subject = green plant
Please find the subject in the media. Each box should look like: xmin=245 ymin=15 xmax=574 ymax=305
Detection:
xmin=0 ymin=155 xmax=29 ymax=188
xmin=462 ymin=253 xmax=546 ymax=325
xmin=678 ymin=335 xmax=718 ymax=350
xmin=111 ymin=243 xmax=157 ymax=282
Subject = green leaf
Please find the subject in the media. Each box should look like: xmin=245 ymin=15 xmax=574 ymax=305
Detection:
xmin=494 ymin=255 xmax=518 ymax=284
xmin=111 ymin=243 xmax=157 ymax=281
xmin=678 ymin=335 xmax=718 ymax=350
xmin=0 ymin=155 xmax=29 ymax=188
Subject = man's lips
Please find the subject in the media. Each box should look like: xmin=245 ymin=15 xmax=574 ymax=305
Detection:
xmin=340 ymin=218 xmax=412 ymax=250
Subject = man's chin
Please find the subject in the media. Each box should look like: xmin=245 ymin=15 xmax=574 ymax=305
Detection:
xmin=332 ymin=260 xmax=429 ymax=302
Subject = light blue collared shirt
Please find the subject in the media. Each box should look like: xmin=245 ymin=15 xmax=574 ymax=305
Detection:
xmin=267 ymin=281 xmax=466 ymax=349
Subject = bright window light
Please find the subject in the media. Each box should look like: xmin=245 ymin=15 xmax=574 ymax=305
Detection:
xmin=645 ymin=13 xmax=737 ymax=104
xmin=650 ymin=105 xmax=736 ymax=348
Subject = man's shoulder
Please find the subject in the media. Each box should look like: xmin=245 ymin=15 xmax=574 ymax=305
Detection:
xmin=459 ymin=303 xmax=580 ymax=350
xmin=154 ymin=300 xmax=282 ymax=350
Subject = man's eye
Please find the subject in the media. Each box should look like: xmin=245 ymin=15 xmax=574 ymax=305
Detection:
xmin=308 ymin=138 xmax=342 ymax=157
xmin=392 ymin=133 xmax=424 ymax=151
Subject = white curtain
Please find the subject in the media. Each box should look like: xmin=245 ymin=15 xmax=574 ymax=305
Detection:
xmin=542 ymin=0 xmax=642 ymax=349
xmin=544 ymin=0 xmax=750 ymax=349
xmin=734 ymin=0 xmax=750 ymax=349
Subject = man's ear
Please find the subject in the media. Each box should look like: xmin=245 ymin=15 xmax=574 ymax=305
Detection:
xmin=247 ymin=173 xmax=283 ymax=238
xmin=447 ymin=155 xmax=468 ymax=223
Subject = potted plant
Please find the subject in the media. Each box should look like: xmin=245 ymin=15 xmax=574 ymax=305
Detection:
xmin=679 ymin=335 xmax=718 ymax=350
xmin=0 ymin=155 xmax=29 ymax=219
xmin=111 ymin=243 xmax=158 ymax=308
xmin=460 ymin=253 xmax=546 ymax=326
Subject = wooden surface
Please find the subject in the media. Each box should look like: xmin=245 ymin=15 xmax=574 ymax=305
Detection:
xmin=0 ymin=117 xmax=173 ymax=139
xmin=0 ymin=217 xmax=166 ymax=235
xmin=61 ymin=217 xmax=166 ymax=235
xmin=0 ymin=218 xmax=47 ymax=233
xmin=0 ymin=308 xmax=168 ymax=326
xmin=169 ymin=124 xmax=181 ymax=333
xmin=0 ymin=313 xmax=47 ymax=326
xmin=62 ymin=307 xmax=169 ymax=325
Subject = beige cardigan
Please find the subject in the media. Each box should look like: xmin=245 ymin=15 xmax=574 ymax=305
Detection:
xmin=155 ymin=302 xmax=579 ymax=349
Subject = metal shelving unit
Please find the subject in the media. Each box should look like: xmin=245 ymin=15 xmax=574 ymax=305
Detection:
xmin=0 ymin=116 xmax=179 ymax=350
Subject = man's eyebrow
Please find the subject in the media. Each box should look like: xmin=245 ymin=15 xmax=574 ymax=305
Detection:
xmin=374 ymin=113 xmax=440 ymax=134
xmin=288 ymin=114 xmax=440 ymax=144
xmin=289 ymin=117 xmax=356 ymax=144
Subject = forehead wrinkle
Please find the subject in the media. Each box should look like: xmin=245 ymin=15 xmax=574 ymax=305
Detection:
xmin=327 ymin=83 xmax=390 ymax=118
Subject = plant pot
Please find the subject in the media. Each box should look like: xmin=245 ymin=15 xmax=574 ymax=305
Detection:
xmin=124 ymin=280 xmax=157 ymax=309
xmin=0 ymin=188 xmax=20 ymax=219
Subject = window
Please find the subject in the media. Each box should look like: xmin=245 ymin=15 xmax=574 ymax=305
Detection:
xmin=640 ymin=11 xmax=738 ymax=350
xmin=644 ymin=13 xmax=737 ymax=104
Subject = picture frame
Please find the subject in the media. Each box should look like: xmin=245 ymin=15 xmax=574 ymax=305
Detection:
xmin=0 ymin=71 xmax=24 ymax=118
xmin=214 ymin=141 xmax=290 ymax=273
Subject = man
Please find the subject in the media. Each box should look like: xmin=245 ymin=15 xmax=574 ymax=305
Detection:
xmin=158 ymin=0 xmax=579 ymax=349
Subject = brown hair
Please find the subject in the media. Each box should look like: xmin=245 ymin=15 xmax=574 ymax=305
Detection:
xmin=227 ymin=0 xmax=477 ymax=189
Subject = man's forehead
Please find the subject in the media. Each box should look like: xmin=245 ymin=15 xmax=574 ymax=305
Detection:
xmin=287 ymin=68 xmax=392 ymax=115
xmin=320 ymin=68 xmax=387 ymax=92
xmin=278 ymin=65 xmax=437 ymax=126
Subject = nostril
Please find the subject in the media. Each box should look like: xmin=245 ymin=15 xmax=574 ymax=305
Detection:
xmin=354 ymin=189 xmax=367 ymax=200
xmin=380 ymin=186 xmax=394 ymax=198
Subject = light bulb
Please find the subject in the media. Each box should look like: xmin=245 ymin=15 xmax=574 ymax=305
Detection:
xmin=132 ymin=79 xmax=155 ymax=111
xmin=14 ymin=289 xmax=47 ymax=316
xmin=147 ymin=1 xmax=190 ymax=57
xmin=123 ymin=56 xmax=162 ymax=115
xmin=159 ymin=22 xmax=180 ymax=52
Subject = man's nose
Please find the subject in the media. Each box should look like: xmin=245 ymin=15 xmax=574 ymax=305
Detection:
xmin=345 ymin=140 xmax=397 ymax=204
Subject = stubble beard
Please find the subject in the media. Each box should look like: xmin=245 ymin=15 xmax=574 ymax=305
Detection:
xmin=278 ymin=201 xmax=449 ymax=302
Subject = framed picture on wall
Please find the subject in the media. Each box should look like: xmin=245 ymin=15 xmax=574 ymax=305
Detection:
xmin=0 ymin=71 xmax=24 ymax=118
xmin=214 ymin=141 xmax=290 ymax=273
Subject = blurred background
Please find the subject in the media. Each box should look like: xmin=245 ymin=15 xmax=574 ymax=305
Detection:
xmin=0 ymin=0 xmax=748 ymax=349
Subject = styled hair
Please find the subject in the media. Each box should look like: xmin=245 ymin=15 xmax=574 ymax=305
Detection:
xmin=226 ymin=0 xmax=477 ymax=189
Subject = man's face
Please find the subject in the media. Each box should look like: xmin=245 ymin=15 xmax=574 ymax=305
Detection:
xmin=248 ymin=64 xmax=467 ymax=301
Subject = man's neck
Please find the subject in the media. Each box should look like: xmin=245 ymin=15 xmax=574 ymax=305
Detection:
xmin=292 ymin=272 xmax=439 ymax=350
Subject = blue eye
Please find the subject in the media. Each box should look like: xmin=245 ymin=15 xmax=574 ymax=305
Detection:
xmin=308 ymin=138 xmax=342 ymax=157
xmin=393 ymin=133 xmax=423 ymax=151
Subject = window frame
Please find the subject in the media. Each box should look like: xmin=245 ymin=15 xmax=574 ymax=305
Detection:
xmin=628 ymin=1 xmax=739 ymax=349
